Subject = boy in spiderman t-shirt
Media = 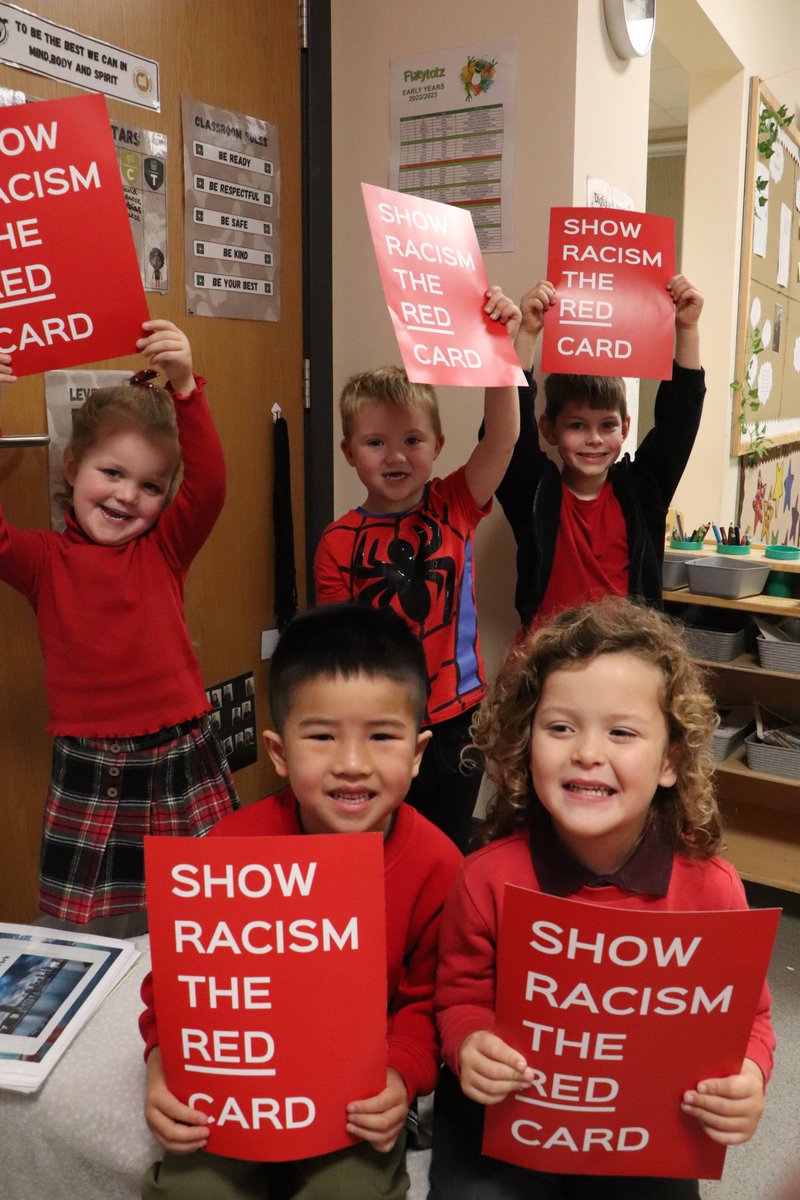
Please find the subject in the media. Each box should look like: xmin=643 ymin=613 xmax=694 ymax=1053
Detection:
xmin=314 ymin=286 xmax=521 ymax=853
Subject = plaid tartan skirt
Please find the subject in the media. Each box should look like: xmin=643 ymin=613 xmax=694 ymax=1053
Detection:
xmin=39 ymin=714 xmax=239 ymax=923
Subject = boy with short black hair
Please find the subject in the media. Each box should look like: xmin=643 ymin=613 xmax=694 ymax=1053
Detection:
xmin=314 ymin=286 xmax=522 ymax=852
xmin=139 ymin=603 xmax=462 ymax=1200
xmin=496 ymin=275 xmax=705 ymax=630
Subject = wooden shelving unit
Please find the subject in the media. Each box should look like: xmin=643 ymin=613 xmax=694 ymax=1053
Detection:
xmin=665 ymin=563 xmax=800 ymax=893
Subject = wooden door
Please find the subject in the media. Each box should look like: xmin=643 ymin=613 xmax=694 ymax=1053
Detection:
xmin=0 ymin=0 xmax=305 ymax=920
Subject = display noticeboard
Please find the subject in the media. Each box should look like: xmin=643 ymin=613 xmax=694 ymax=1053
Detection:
xmin=733 ymin=78 xmax=800 ymax=456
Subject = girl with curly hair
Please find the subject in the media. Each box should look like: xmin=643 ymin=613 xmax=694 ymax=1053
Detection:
xmin=430 ymin=597 xmax=774 ymax=1200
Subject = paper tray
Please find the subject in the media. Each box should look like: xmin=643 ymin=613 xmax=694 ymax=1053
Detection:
xmin=744 ymin=731 xmax=800 ymax=780
xmin=685 ymin=557 xmax=770 ymax=600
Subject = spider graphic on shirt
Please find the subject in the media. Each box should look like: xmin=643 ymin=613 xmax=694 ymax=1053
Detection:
xmin=347 ymin=512 xmax=457 ymax=627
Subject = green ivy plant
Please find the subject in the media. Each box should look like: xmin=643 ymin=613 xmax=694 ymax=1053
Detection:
xmin=732 ymin=326 xmax=771 ymax=464
xmin=755 ymin=102 xmax=794 ymax=209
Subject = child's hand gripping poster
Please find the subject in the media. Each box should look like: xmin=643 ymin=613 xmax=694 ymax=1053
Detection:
xmin=145 ymin=833 xmax=387 ymax=1161
xmin=483 ymin=887 xmax=779 ymax=1179
xmin=541 ymin=207 xmax=675 ymax=379
xmin=0 ymin=92 xmax=148 ymax=375
xmin=362 ymin=181 xmax=526 ymax=388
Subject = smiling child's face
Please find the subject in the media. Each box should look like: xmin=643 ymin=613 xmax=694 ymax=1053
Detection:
xmin=341 ymin=401 xmax=444 ymax=514
xmin=263 ymin=671 xmax=430 ymax=837
xmin=64 ymin=424 xmax=176 ymax=547
xmin=540 ymin=401 xmax=630 ymax=497
xmin=529 ymin=651 xmax=677 ymax=875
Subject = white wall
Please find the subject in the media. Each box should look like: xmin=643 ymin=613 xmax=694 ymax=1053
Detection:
xmin=330 ymin=0 xmax=651 ymax=674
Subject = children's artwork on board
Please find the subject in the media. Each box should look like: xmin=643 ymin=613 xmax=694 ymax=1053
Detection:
xmin=739 ymin=442 xmax=800 ymax=545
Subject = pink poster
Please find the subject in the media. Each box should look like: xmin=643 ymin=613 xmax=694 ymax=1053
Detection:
xmin=483 ymin=886 xmax=778 ymax=1179
xmin=362 ymin=182 xmax=525 ymax=388
xmin=541 ymin=207 xmax=675 ymax=379
xmin=0 ymin=92 xmax=149 ymax=376
xmin=145 ymin=833 xmax=387 ymax=1161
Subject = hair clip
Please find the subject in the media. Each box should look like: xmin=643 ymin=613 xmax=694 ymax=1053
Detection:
xmin=128 ymin=368 xmax=159 ymax=389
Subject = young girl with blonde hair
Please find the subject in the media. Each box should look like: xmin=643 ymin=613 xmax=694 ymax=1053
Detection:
xmin=0 ymin=321 xmax=237 ymax=932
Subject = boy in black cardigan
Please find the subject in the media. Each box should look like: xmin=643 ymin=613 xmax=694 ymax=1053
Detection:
xmin=495 ymin=275 xmax=704 ymax=631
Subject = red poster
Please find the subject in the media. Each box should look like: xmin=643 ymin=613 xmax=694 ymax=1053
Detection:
xmin=0 ymin=92 xmax=149 ymax=376
xmin=541 ymin=207 xmax=675 ymax=379
xmin=483 ymin=887 xmax=779 ymax=1179
xmin=145 ymin=833 xmax=387 ymax=1161
xmin=362 ymin=182 xmax=525 ymax=388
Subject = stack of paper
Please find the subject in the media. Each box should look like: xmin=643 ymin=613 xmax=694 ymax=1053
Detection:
xmin=0 ymin=923 xmax=140 ymax=1093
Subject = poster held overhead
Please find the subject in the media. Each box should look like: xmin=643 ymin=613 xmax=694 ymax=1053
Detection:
xmin=362 ymin=182 xmax=525 ymax=388
xmin=541 ymin=207 xmax=675 ymax=379
xmin=0 ymin=92 xmax=149 ymax=376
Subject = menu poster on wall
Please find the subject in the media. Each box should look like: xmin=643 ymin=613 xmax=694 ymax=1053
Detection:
xmin=389 ymin=40 xmax=517 ymax=253
xmin=112 ymin=121 xmax=168 ymax=293
xmin=542 ymin=207 xmax=675 ymax=380
xmin=145 ymin=833 xmax=387 ymax=1160
xmin=0 ymin=92 xmax=149 ymax=376
xmin=482 ymin=887 xmax=779 ymax=1180
xmin=45 ymin=369 xmax=128 ymax=531
xmin=362 ymin=181 xmax=525 ymax=388
xmin=182 ymin=97 xmax=280 ymax=322
xmin=0 ymin=2 xmax=160 ymax=110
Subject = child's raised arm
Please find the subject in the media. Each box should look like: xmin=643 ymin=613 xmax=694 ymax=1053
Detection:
xmin=464 ymin=286 xmax=521 ymax=509
xmin=144 ymin=1046 xmax=210 ymax=1154
xmin=680 ymin=1057 xmax=764 ymax=1146
xmin=514 ymin=279 xmax=556 ymax=372
xmin=668 ymin=274 xmax=703 ymax=370
xmin=137 ymin=319 xmax=195 ymax=396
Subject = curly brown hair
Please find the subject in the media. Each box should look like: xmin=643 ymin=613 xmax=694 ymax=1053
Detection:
xmin=471 ymin=597 xmax=722 ymax=858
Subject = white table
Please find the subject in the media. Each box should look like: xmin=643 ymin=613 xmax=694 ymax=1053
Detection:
xmin=0 ymin=934 xmax=160 ymax=1200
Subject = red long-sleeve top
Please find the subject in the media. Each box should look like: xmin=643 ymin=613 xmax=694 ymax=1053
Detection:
xmin=140 ymin=790 xmax=462 ymax=1102
xmin=0 ymin=378 xmax=225 ymax=736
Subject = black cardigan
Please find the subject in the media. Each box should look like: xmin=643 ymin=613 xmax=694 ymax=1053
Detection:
xmin=494 ymin=363 xmax=706 ymax=627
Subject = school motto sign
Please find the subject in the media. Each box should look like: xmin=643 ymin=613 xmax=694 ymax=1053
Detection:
xmin=0 ymin=92 xmax=148 ymax=375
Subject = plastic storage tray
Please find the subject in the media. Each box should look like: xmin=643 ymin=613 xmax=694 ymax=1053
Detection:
xmin=710 ymin=706 xmax=754 ymax=762
xmin=662 ymin=553 xmax=695 ymax=590
xmin=744 ymin=730 xmax=800 ymax=780
xmin=756 ymin=618 xmax=800 ymax=674
xmin=684 ymin=625 xmax=746 ymax=662
xmin=685 ymin=557 xmax=771 ymax=599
